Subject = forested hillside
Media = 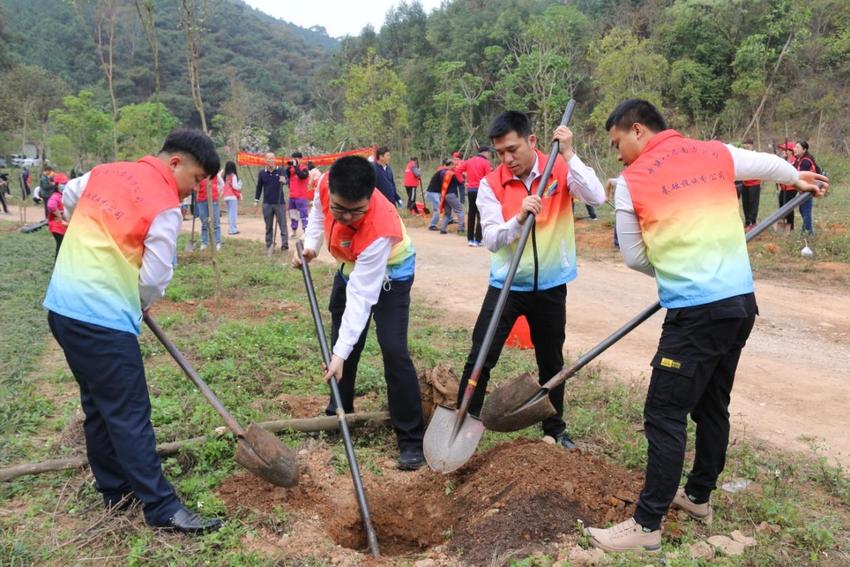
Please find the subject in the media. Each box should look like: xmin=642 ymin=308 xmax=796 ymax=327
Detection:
xmin=1 ymin=0 xmax=849 ymax=172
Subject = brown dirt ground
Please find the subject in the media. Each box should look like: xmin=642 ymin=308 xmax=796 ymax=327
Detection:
xmin=216 ymin=438 xmax=643 ymax=566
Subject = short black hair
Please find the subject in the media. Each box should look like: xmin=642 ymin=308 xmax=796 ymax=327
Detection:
xmin=376 ymin=146 xmax=390 ymax=157
xmin=307 ymin=161 xmax=315 ymax=170
xmin=160 ymin=128 xmax=220 ymax=176
xmin=292 ymin=151 xmax=303 ymax=158
xmin=410 ymin=156 xmax=418 ymax=162
xmin=443 ymin=158 xmax=454 ymax=166
xmin=604 ymin=99 xmax=667 ymax=133
xmin=797 ymin=140 xmax=809 ymax=153
xmin=329 ymin=156 xmax=375 ymax=201
xmin=488 ymin=111 xmax=533 ymax=140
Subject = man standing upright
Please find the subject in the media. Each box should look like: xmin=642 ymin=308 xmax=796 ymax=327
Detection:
xmin=254 ymin=152 xmax=288 ymax=254
xmin=584 ymin=99 xmax=828 ymax=553
xmin=456 ymin=111 xmax=605 ymax=448
xmin=373 ymin=147 xmax=401 ymax=206
xmin=457 ymin=145 xmax=493 ymax=246
xmin=43 ymin=129 xmax=224 ymax=533
xmin=740 ymin=139 xmax=761 ymax=230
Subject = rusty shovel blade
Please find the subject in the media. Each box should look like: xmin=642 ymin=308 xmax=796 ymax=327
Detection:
xmin=234 ymin=423 xmax=300 ymax=488
xmin=480 ymin=372 xmax=557 ymax=432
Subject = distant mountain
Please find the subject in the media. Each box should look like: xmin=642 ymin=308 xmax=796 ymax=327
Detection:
xmin=0 ymin=0 xmax=339 ymax=125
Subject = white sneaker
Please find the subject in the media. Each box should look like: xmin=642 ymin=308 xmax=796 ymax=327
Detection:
xmin=199 ymin=244 xmax=208 ymax=250
xmin=215 ymin=243 xmax=221 ymax=251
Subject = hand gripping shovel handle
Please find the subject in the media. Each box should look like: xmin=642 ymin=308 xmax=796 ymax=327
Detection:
xmin=534 ymin=189 xmax=815 ymax=396
xmin=295 ymin=242 xmax=380 ymax=558
xmin=454 ymin=99 xmax=577 ymax=431
xmin=143 ymin=313 xmax=244 ymax=437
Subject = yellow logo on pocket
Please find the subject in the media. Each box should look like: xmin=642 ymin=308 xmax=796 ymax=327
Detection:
xmin=660 ymin=357 xmax=682 ymax=369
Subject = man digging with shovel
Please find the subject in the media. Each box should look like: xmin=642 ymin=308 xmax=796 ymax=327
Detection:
xmin=455 ymin=110 xmax=605 ymax=450
xmin=43 ymin=129 xmax=224 ymax=534
xmin=584 ymin=99 xmax=829 ymax=553
xmin=292 ymin=156 xmax=426 ymax=470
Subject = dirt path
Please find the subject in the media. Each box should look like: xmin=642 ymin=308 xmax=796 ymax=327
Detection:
xmin=190 ymin=211 xmax=850 ymax=466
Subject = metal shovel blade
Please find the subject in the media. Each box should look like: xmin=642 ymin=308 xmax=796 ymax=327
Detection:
xmin=423 ymin=405 xmax=485 ymax=473
xmin=234 ymin=423 xmax=300 ymax=487
xmin=480 ymin=373 xmax=557 ymax=432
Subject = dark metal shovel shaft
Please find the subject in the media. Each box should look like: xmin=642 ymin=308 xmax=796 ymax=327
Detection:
xmin=296 ymin=242 xmax=380 ymax=558
xmin=453 ymin=99 xmax=577 ymax=438
xmin=144 ymin=313 xmax=244 ymax=436
xmin=530 ymin=189 xmax=815 ymax=400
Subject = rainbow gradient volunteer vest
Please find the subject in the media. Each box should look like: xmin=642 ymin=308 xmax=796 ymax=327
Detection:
xmin=484 ymin=150 xmax=575 ymax=291
xmin=318 ymin=175 xmax=415 ymax=281
xmin=43 ymin=157 xmax=181 ymax=334
xmin=622 ymin=130 xmax=753 ymax=308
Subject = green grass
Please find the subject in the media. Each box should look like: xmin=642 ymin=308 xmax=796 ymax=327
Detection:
xmin=0 ymin=232 xmax=848 ymax=566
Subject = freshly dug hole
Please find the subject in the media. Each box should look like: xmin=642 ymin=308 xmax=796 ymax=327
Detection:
xmin=217 ymin=438 xmax=643 ymax=564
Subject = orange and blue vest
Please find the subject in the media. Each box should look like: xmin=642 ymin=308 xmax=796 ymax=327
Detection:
xmin=318 ymin=175 xmax=415 ymax=281
xmin=622 ymin=130 xmax=752 ymax=308
xmin=484 ymin=149 xmax=575 ymax=291
xmin=43 ymin=157 xmax=180 ymax=334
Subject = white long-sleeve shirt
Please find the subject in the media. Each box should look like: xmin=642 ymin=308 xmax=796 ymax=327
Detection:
xmin=477 ymin=153 xmax=606 ymax=252
xmin=62 ymin=172 xmax=182 ymax=309
xmin=614 ymin=144 xmax=801 ymax=276
xmin=304 ymin=190 xmax=393 ymax=360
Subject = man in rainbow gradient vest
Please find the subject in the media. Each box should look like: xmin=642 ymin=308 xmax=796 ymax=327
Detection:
xmin=585 ymin=100 xmax=829 ymax=553
xmin=43 ymin=129 xmax=224 ymax=534
xmin=294 ymin=156 xmax=425 ymax=470
xmin=456 ymin=111 xmax=605 ymax=447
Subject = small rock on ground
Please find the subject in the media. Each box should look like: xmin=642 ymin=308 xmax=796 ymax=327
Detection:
xmin=413 ymin=559 xmax=436 ymax=567
xmin=707 ymin=534 xmax=746 ymax=556
xmin=730 ymin=529 xmax=757 ymax=547
xmin=562 ymin=545 xmax=607 ymax=566
xmin=688 ymin=541 xmax=716 ymax=560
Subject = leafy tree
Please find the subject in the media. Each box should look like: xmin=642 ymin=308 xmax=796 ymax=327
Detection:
xmin=590 ymin=28 xmax=669 ymax=128
xmin=433 ymin=61 xmax=494 ymax=154
xmin=0 ymin=65 xmax=67 ymax=155
xmin=49 ymin=90 xmax=112 ymax=170
xmin=116 ymin=101 xmax=179 ymax=160
xmin=342 ymin=49 xmax=409 ymax=147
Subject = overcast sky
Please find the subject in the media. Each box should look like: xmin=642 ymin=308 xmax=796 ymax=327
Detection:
xmin=244 ymin=0 xmax=444 ymax=38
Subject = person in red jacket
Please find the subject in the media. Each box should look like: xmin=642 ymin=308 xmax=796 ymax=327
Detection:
xmin=402 ymin=157 xmax=421 ymax=212
xmin=456 ymin=145 xmax=493 ymax=246
xmin=47 ymin=184 xmax=68 ymax=257
xmin=777 ymin=142 xmax=798 ymax=231
xmin=197 ymin=172 xmax=223 ymax=250
xmin=287 ymin=151 xmax=310 ymax=237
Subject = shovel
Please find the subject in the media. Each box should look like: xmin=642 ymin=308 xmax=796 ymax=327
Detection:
xmin=482 ymin=190 xmax=816 ymax=432
xmin=295 ymin=242 xmax=380 ymax=558
xmin=423 ymin=99 xmax=577 ymax=473
xmin=143 ymin=314 xmax=299 ymax=487
xmin=185 ymin=190 xmax=196 ymax=252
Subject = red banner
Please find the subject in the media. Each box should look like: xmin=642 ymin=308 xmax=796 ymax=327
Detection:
xmin=237 ymin=147 xmax=375 ymax=168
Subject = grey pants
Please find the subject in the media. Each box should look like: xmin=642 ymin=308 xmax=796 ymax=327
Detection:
xmin=440 ymin=193 xmax=465 ymax=231
xmin=262 ymin=203 xmax=289 ymax=249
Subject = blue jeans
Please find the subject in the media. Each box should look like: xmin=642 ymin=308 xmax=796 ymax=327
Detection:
xmin=427 ymin=192 xmax=441 ymax=227
xmin=196 ymin=200 xmax=221 ymax=246
xmin=225 ymin=198 xmax=239 ymax=234
xmin=799 ymin=197 xmax=814 ymax=234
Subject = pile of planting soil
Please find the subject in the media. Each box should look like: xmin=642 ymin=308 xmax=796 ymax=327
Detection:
xmin=217 ymin=438 xmax=643 ymax=565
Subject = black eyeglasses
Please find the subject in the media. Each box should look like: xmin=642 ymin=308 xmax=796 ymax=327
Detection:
xmin=330 ymin=203 xmax=369 ymax=217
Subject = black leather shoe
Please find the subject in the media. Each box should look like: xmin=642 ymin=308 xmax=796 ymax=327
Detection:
xmin=556 ymin=431 xmax=576 ymax=450
xmin=155 ymin=507 xmax=222 ymax=534
xmin=397 ymin=449 xmax=425 ymax=471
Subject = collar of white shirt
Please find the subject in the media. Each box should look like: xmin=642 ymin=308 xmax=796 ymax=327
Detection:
xmin=514 ymin=154 xmax=541 ymax=189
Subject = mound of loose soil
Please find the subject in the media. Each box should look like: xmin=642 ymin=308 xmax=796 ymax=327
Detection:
xmin=217 ymin=438 xmax=643 ymax=565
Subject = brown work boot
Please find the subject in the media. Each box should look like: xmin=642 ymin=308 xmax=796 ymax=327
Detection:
xmin=585 ymin=518 xmax=661 ymax=553
xmin=670 ymin=488 xmax=713 ymax=523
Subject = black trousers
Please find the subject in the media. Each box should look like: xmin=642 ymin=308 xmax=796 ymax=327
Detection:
xmin=48 ymin=311 xmax=181 ymax=525
xmin=52 ymin=232 xmax=64 ymax=258
xmin=633 ymin=293 xmax=757 ymax=530
xmin=466 ymin=190 xmax=483 ymax=242
xmin=0 ymin=190 xmax=7 ymax=213
xmin=778 ymin=189 xmax=797 ymax=229
xmin=741 ymin=184 xmax=761 ymax=225
xmin=262 ymin=203 xmax=289 ymax=249
xmin=325 ymin=273 xmax=424 ymax=451
xmin=404 ymin=186 xmax=417 ymax=210
xmin=457 ymin=284 xmax=567 ymax=437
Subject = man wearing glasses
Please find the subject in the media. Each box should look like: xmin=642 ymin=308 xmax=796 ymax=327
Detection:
xmin=292 ymin=156 xmax=425 ymax=470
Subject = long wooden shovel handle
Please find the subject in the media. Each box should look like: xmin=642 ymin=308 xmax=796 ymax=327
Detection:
xmin=457 ymin=99 xmax=577 ymax=417
xmin=143 ymin=313 xmax=246 ymax=437
xmin=538 ymin=190 xmax=815 ymax=393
